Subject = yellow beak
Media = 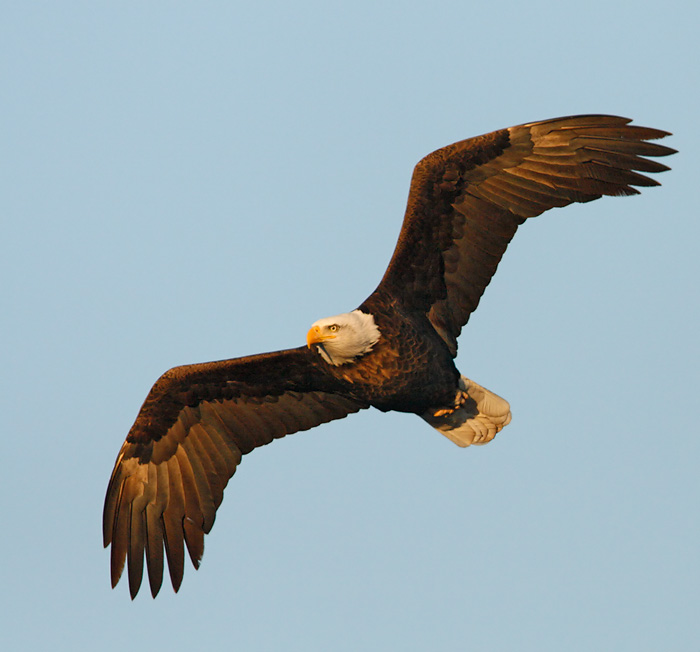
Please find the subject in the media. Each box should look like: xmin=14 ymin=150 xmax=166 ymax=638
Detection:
xmin=306 ymin=326 xmax=335 ymax=348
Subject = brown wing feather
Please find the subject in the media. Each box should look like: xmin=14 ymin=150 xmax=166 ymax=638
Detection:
xmin=103 ymin=347 xmax=366 ymax=598
xmin=374 ymin=115 xmax=675 ymax=354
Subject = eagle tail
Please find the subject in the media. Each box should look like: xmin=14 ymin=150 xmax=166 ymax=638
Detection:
xmin=420 ymin=376 xmax=511 ymax=447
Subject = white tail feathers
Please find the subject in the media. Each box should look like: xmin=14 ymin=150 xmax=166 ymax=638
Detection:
xmin=420 ymin=376 xmax=512 ymax=447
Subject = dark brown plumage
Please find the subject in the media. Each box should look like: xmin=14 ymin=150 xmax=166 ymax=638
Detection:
xmin=104 ymin=115 xmax=674 ymax=597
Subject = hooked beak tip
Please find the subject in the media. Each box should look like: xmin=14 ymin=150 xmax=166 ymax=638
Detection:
xmin=306 ymin=326 xmax=321 ymax=348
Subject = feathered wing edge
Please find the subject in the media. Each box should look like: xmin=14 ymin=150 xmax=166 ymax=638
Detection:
xmin=373 ymin=115 xmax=676 ymax=354
xmin=103 ymin=347 xmax=367 ymax=598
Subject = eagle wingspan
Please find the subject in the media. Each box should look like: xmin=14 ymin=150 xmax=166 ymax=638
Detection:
xmin=106 ymin=114 xmax=675 ymax=598
xmin=374 ymin=115 xmax=675 ymax=354
xmin=103 ymin=347 xmax=367 ymax=598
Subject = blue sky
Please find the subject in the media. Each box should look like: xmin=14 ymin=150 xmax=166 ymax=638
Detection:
xmin=3 ymin=2 xmax=698 ymax=650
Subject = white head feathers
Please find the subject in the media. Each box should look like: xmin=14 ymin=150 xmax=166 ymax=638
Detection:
xmin=306 ymin=310 xmax=381 ymax=366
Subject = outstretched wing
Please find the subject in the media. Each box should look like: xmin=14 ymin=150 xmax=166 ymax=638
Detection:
xmin=374 ymin=115 xmax=675 ymax=354
xmin=103 ymin=347 xmax=366 ymax=598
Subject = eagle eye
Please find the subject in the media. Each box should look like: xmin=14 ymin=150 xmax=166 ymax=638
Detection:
xmin=328 ymin=324 xmax=339 ymax=332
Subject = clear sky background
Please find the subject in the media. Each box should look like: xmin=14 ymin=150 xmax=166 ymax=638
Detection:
xmin=3 ymin=2 xmax=698 ymax=650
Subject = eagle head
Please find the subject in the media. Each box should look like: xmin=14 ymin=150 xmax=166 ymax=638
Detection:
xmin=306 ymin=310 xmax=381 ymax=366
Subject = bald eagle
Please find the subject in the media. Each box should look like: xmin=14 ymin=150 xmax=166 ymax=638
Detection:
xmin=104 ymin=115 xmax=674 ymax=598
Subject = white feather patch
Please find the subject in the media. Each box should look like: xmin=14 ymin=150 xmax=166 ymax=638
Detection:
xmin=310 ymin=310 xmax=380 ymax=366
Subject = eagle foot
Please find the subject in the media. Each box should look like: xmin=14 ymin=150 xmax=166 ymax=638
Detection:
xmin=431 ymin=387 xmax=470 ymax=418
xmin=420 ymin=375 xmax=512 ymax=447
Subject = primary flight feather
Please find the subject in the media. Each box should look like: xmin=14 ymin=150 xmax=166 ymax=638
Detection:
xmin=104 ymin=114 xmax=675 ymax=598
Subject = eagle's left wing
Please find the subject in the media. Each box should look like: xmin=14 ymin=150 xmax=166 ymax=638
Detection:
xmin=373 ymin=115 xmax=675 ymax=354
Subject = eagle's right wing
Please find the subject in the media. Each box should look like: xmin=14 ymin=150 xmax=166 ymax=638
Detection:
xmin=103 ymin=347 xmax=366 ymax=598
